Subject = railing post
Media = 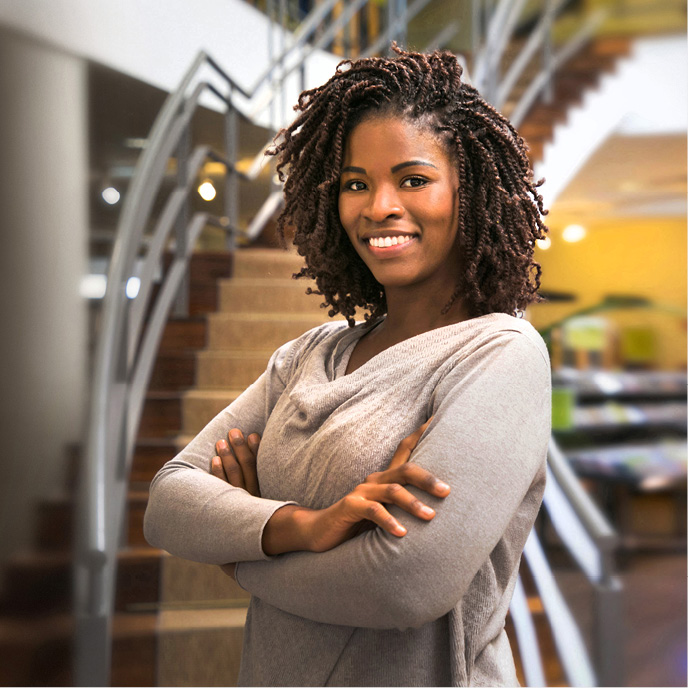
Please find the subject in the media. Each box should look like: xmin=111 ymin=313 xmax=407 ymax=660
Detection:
xmin=543 ymin=0 xmax=555 ymax=103
xmin=471 ymin=0 xmax=482 ymax=60
xmin=387 ymin=0 xmax=397 ymax=50
xmin=594 ymin=576 xmax=625 ymax=686
xmin=173 ymin=124 xmax=191 ymax=317
xmin=397 ymin=0 xmax=408 ymax=48
xmin=225 ymin=97 xmax=239 ymax=252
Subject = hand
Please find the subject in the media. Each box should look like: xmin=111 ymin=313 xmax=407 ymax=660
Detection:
xmin=262 ymin=418 xmax=451 ymax=555
xmin=210 ymin=429 xmax=261 ymax=497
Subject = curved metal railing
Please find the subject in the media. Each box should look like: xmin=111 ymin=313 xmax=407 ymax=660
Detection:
xmin=75 ymin=1 xmax=623 ymax=685
xmin=510 ymin=438 xmax=622 ymax=686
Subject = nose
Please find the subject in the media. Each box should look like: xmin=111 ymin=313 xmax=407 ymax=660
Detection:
xmin=363 ymin=184 xmax=403 ymax=223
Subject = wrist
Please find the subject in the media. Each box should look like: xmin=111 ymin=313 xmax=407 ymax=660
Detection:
xmin=262 ymin=504 xmax=316 ymax=556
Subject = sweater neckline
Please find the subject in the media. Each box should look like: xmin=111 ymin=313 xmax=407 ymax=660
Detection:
xmin=334 ymin=312 xmax=517 ymax=380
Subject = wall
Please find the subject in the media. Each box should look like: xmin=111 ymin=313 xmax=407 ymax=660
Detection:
xmin=529 ymin=217 xmax=687 ymax=370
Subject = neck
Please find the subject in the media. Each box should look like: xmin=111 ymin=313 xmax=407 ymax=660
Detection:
xmin=379 ymin=286 xmax=471 ymax=343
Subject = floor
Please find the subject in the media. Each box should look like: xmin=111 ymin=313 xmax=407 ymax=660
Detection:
xmin=554 ymin=550 xmax=687 ymax=687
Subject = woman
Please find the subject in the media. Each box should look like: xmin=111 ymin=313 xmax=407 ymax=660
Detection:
xmin=144 ymin=47 xmax=551 ymax=686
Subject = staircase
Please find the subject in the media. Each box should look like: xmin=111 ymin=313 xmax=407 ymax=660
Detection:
xmin=507 ymin=36 xmax=632 ymax=163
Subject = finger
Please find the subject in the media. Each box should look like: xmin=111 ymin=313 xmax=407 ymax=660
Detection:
xmin=229 ymin=429 xmax=260 ymax=497
xmin=359 ymin=483 xmax=436 ymax=521
xmin=343 ymin=494 xmax=407 ymax=537
xmin=215 ymin=438 xmax=245 ymax=490
xmin=395 ymin=463 xmax=451 ymax=497
xmin=387 ymin=416 xmax=434 ymax=469
xmin=210 ymin=455 xmax=228 ymax=482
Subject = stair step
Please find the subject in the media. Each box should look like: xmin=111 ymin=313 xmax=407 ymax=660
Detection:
xmin=0 ymin=613 xmax=73 ymax=686
xmin=160 ymin=555 xmax=249 ymax=607
xmin=162 ymin=251 xmax=233 ymax=315
xmin=139 ymin=392 xmax=182 ymax=438
xmin=115 ymin=547 xmax=164 ymax=613
xmin=157 ymin=607 xmax=246 ymax=687
xmin=233 ymin=247 xmax=304 ymax=279
xmin=182 ymin=390 xmax=241 ymax=434
xmin=159 ymin=316 xmax=208 ymax=351
xmin=132 ymin=438 xmax=180 ymax=483
xmin=0 ymin=611 xmax=159 ymax=687
xmin=0 ymin=547 xmax=163 ymax=616
xmin=219 ymin=278 xmax=323 ymax=314
xmin=207 ymin=312 xmax=333 ymax=350
xmin=37 ymin=491 xmax=150 ymax=550
xmin=149 ymin=350 xmax=197 ymax=390
xmin=196 ymin=350 xmax=274 ymax=389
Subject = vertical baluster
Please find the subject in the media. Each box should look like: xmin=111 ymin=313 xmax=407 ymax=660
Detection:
xmin=225 ymin=94 xmax=239 ymax=253
xmin=173 ymin=125 xmax=191 ymax=317
xmin=543 ymin=0 xmax=554 ymax=103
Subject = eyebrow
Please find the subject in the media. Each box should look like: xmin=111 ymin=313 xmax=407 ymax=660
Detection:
xmin=391 ymin=160 xmax=438 ymax=173
xmin=341 ymin=160 xmax=439 ymax=175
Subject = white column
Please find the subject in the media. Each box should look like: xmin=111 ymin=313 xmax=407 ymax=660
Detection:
xmin=0 ymin=29 xmax=88 ymax=569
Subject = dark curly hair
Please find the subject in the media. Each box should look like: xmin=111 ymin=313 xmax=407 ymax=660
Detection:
xmin=268 ymin=45 xmax=548 ymax=325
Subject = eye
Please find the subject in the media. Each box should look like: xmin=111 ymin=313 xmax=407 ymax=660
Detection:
xmin=341 ymin=179 xmax=367 ymax=192
xmin=401 ymin=176 xmax=429 ymax=188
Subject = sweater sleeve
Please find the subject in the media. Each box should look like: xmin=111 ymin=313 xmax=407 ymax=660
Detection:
xmin=234 ymin=331 xmax=551 ymax=629
xmin=143 ymin=330 xmax=315 ymax=564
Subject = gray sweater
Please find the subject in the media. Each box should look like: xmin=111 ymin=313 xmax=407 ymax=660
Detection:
xmin=144 ymin=312 xmax=551 ymax=687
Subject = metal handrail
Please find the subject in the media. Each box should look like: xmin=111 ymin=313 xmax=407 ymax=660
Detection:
xmin=495 ymin=0 xmax=567 ymax=109
xmin=360 ymin=0 xmax=436 ymax=57
xmin=509 ymin=8 xmax=607 ymax=128
xmin=75 ymin=53 xmax=246 ymax=687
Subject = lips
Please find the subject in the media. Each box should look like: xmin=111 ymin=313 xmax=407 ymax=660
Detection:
xmin=362 ymin=232 xmax=419 ymax=257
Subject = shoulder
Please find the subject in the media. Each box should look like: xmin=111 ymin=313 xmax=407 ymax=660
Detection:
xmin=451 ymin=312 xmax=550 ymax=372
xmin=270 ymin=320 xmax=350 ymax=381
xmin=431 ymin=313 xmax=551 ymax=407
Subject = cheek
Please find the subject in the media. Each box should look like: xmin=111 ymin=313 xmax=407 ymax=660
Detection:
xmin=338 ymin=196 xmax=357 ymax=239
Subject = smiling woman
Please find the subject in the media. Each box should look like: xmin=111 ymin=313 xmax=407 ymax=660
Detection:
xmin=145 ymin=46 xmax=552 ymax=687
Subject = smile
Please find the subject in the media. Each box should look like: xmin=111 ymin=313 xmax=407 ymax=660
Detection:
xmin=366 ymin=235 xmax=416 ymax=248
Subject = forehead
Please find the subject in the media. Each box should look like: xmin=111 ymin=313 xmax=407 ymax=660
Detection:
xmin=342 ymin=115 xmax=452 ymax=167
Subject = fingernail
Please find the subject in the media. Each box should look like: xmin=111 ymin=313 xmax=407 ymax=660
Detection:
xmin=395 ymin=524 xmax=407 ymax=535
xmin=217 ymin=440 xmax=228 ymax=451
xmin=420 ymin=506 xmax=435 ymax=517
xmin=248 ymin=434 xmax=259 ymax=446
xmin=230 ymin=430 xmax=243 ymax=445
xmin=437 ymin=481 xmax=450 ymax=492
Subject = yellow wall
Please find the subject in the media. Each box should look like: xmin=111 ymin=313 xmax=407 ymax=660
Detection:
xmin=527 ymin=217 xmax=687 ymax=370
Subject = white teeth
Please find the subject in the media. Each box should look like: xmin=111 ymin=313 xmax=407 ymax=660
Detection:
xmin=368 ymin=235 xmax=413 ymax=247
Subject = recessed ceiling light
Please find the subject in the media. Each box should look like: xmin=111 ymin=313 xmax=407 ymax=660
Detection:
xmin=562 ymin=224 xmax=586 ymax=243
xmin=102 ymin=186 xmax=121 ymax=205
xmin=198 ymin=180 xmax=217 ymax=201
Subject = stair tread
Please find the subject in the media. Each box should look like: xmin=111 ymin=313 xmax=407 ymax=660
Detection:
xmin=221 ymin=277 xmax=312 ymax=287
xmin=184 ymin=389 xmax=244 ymax=400
xmin=197 ymin=349 xmax=276 ymax=359
xmin=209 ymin=311 xmax=335 ymax=322
xmin=158 ymin=606 xmax=247 ymax=631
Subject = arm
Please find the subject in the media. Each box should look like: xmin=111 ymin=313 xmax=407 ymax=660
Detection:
xmin=235 ymin=332 xmax=551 ymax=629
xmin=143 ymin=330 xmax=313 ymax=564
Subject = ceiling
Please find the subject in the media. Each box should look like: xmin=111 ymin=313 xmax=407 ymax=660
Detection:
xmin=548 ymin=133 xmax=687 ymax=228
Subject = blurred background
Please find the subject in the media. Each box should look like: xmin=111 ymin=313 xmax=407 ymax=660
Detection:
xmin=0 ymin=0 xmax=684 ymax=686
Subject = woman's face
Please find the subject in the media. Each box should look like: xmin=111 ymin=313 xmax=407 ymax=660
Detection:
xmin=338 ymin=115 xmax=461 ymax=296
